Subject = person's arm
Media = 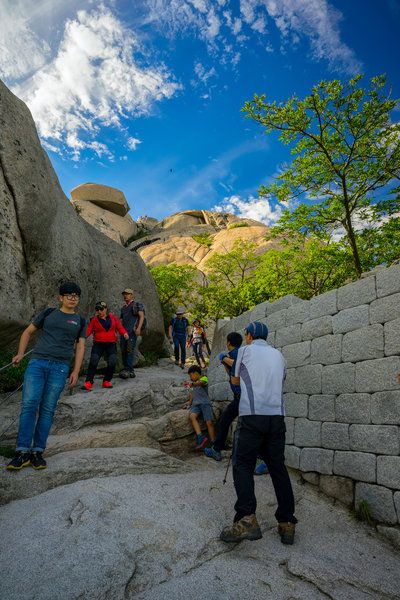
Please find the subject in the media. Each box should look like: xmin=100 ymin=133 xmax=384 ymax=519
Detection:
xmin=231 ymin=375 xmax=240 ymax=386
xmin=115 ymin=317 xmax=129 ymax=340
xmin=192 ymin=376 xmax=207 ymax=387
xmin=69 ymin=337 xmax=85 ymax=387
xmin=135 ymin=309 xmax=145 ymax=336
xmin=168 ymin=324 xmax=173 ymax=339
xmin=188 ymin=390 xmax=193 ymax=406
xmin=12 ymin=323 xmax=38 ymax=365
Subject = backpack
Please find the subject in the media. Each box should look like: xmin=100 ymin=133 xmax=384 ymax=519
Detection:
xmin=171 ymin=316 xmax=189 ymax=337
xmin=132 ymin=302 xmax=147 ymax=329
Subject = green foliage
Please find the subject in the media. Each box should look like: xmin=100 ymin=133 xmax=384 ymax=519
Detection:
xmin=192 ymin=233 xmax=213 ymax=247
xmin=243 ymin=74 xmax=400 ymax=275
xmin=149 ymin=263 xmax=198 ymax=327
xmin=351 ymin=499 xmax=372 ymax=523
xmin=0 ymin=352 xmax=29 ymax=393
xmin=72 ymin=203 xmax=82 ymax=215
xmin=0 ymin=446 xmax=15 ymax=458
xmin=125 ymin=230 xmax=148 ymax=246
xmin=228 ymin=222 xmax=249 ymax=229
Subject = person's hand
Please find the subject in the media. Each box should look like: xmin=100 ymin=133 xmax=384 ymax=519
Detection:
xmin=12 ymin=354 xmax=24 ymax=366
xmin=135 ymin=328 xmax=141 ymax=337
xmin=69 ymin=370 xmax=79 ymax=387
xmin=123 ymin=333 xmax=129 ymax=340
xmin=219 ymin=353 xmax=227 ymax=362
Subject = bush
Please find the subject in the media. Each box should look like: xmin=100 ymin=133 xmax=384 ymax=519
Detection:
xmin=228 ymin=222 xmax=249 ymax=229
xmin=125 ymin=231 xmax=148 ymax=246
xmin=192 ymin=233 xmax=213 ymax=247
xmin=0 ymin=352 xmax=29 ymax=393
xmin=351 ymin=499 xmax=372 ymax=523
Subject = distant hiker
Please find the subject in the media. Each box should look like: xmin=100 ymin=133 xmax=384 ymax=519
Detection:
xmin=219 ymin=322 xmax=297 ymax=546
xmin=186 ymin=365 xmax=215 ymax=450
xmin=7 ymin=282 xmax=86 ymax=471
xmin=119 ymin=288 xmax=145 ymax=379
xmin=169 ymin=308 xmax=190 ymax=369
xmin=81 ymin=301 xmax=129 ymax=391
xmin=188 ymin=319 xmax=207 ymax=368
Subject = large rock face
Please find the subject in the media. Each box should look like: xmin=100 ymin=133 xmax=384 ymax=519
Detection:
xmin=0 ymin=79 xmax=163 ymax=352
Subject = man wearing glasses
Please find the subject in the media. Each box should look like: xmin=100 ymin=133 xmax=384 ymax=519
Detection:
xmin=81 ymin=301 xmax=128 ymax=391
xmin=119 ymin=288 xmax=144 ymax=379
xmin=6 ymin=282 xmax=86 ymax=470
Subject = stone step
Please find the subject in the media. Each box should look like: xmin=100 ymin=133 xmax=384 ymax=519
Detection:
xmin=0 ymin=447 xmax=193 ymax=505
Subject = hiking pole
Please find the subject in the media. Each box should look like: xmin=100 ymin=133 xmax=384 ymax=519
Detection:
xmin=0 ymin=349 xmax=33 ymax=373
xmin=223 ymin=453 xmax=232 ymax=485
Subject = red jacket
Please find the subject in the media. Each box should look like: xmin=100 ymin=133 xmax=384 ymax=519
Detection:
xmin=86 ymin=313 xmax=127 ymax=343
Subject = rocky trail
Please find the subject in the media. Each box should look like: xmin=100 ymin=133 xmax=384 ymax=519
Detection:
xmin=0 ymin=359 xmax=399 ymax=599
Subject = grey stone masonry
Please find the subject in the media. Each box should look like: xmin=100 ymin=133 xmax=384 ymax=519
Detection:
xmin=322 ymin=363 xmax=355 ymax=394
xmin=384 ymin=318 xmax=400 ymax=356
xmin=300 ymin=448 xmax=333 ymax=474
xmin=310 ymin=334 xmax=342 ymax=365
xmin=319 ymin=475 xmax=354 ymax=507
xmin=284 ymin=394 xmax=308 ymax=418
xmin=266 ymin=294 xmax=303 ymax=315
xmin=355 ymin=483 xmax=397 ymax=524
xmin=285 ymin=444 xmax=300 ymax=469
xmin=281 ymin=341 xmax=310 ymax=368
xmin=266 ymin=309 xmax=287 ymax=331
xmin=294 ymin=418 xmax=321 ymax=447
xmin=283 ymin=368 xmax=296 ymax=393
xmin=349 ymin=424 xmax=399 ymax=455
xmin=284 ymin=416 xmax=295 ymax=444
xmin=371 ymin=391 xmax=400 ymax=424
xmin=247 ymin=301 xmax=269 ymax=321
xmin=335 ymin=394 xmax=371 ymax=424
xmin=310 ymin=289 xmax=337 ymax=318
xmin=342 ymin=325 xmax=384 ymax=363
xmin=301 ymin=316 xmax=333 ymax=341
xmin=377 ymin=456 xmax=400 ymax=490
xmin=337 ymin=276 xmax=377 ymax=310
xmin=308 ymin=395 xmax=335 ymax=421
xmin=267 ymin=330 xmax=276 ymax=347
xmin=334 ymin=451 xmax=376 ymax=482
xmin=322 ymin=422 xmax=350 ymax=450
xmin=370 ymin=293 xmax=400 ymax=324
xmin=296 ymin=364 xmax=322 ymax=394
xmin=356 ymin=356 xmax=400 ymax=392
xmin=376 ymin=262 xmax=400 ymax=298
xmin=285 ymin=301 xmax=310 ymax=325
xmin=275 ymin=324 xmax=302 ymax=347
xmin=332 ymin=305 xmax=370 ymax=335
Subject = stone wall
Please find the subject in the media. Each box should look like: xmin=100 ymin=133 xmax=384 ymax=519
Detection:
xmin=208 ymin=263 xmax=400 ymax=525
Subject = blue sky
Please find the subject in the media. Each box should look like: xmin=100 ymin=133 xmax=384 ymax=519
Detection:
xmin=1 ymin=0 xmax=399 ymax=224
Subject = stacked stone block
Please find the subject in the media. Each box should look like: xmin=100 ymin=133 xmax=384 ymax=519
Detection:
xmin=209 ymin=264 xmax=400 ymax=524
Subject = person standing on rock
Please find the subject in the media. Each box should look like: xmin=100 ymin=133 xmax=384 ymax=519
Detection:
xmin=119 ymin=288 xmax=145 ymax=379
xmin=6 ymin=282 xmax=86 ymax=471
xmin=82 ymin=301 xmax=129 ymax=390
xmin=169 ymin=308 xmax=190 ymax=369
xmin=187 ymin=319 xmax=207 ymax=368
xmin=220 ymin=321 xmax=297 ymax=545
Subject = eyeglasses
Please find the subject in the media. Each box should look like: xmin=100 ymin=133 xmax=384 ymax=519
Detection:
xmin=63 ymin=294 xmax=80 ymax=300
xmin=95 ymin=307 xmax=105 ymax=311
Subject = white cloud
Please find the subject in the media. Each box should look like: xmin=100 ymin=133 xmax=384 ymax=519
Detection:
xmin=127 ymin=137 xmax=142 ymax=151
xmin=213 ymin=194 xmax=284 ymax=226
xmin=9 ymin=6 xmax=179 ymax=158
xmin=194 ymin=61 xmax=217 ymax=85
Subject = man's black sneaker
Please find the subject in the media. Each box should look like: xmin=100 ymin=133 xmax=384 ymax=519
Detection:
xmin=30 ymin=452 xmax=47 ymax=470
xmin=129 ymin=370 xmax=136 ymax=378
xmin=6 ymin=451 xmax=31 ymax=470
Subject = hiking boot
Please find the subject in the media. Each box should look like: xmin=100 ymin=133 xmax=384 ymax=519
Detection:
xmin=204 ymin=446 xmax=222 ymax=462
xmin=175 ymin=361 xmax=179 ymax=366
xmin=254 ymin=458 xmax=269 ymax=476
xmin=30 ymin=452 xmax=47 ymax=470
xmin=6 ymin=451 xmax=31 ymax=470
xmin=195 ymin=434 xmax=207 ymax=449
xmin=129 ymin=370 xmax=136 ymax=378
xmin=220 ymin=515 xmax=262 ymax=543
xmin=102 ymin=381 xmax=113 ymax=388
xmin=119 ymin=369 xmax=129 ymax=379
xmin=81 ymin=381 xmax=93 ymax=391
xmin=278 ymin=522 xmax=295 ymax=545
xmin=180 ymin=363 xmax=185 ymax=369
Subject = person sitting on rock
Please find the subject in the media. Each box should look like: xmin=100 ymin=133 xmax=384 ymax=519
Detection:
xmin=186 ymin=365 xmax=215 ymax=450
xmin=169 ymin=308 xmax=190 ymax=369
xmin=6 ymin=282 xmax=86 ymax=471
xmin=119 ymin=288 xmax=145 ymax=379
xmin=187 ymin=318 xmax=207 ymax=368
xmin=82 ymin=301 xmax=129 ymax=391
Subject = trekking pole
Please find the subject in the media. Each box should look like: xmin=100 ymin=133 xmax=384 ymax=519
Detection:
xmin=223 ymin=453 xmax=232 ymax=485
xmin=0 ymin=349 xmax=33 ymax=373
xmin=0 ymin=384 xmax=23 ymax=409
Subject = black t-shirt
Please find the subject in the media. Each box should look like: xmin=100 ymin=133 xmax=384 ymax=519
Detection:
xmin=32 ymin=308 xmax=86 ymax=363
xmin=170 ymin=317 xmax=189 ymax=335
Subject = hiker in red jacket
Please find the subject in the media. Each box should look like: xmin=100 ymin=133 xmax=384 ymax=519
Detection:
xmin=82 ymin=301 xmax=128 ymax=390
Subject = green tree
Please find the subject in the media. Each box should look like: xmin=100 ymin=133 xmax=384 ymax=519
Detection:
xmin=243 ymin=75 xmax=400 ymax=276
xmin=148 ymin=263 xmax=197 ymax=325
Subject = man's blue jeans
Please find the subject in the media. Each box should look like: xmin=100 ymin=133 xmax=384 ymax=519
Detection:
xmin=173 ymin=334 xmax=186 ymax=365
xmin=16 ymin=359 xmax=69 ymax=453
xmin=120 ymin=332 xmax=137 ymax=371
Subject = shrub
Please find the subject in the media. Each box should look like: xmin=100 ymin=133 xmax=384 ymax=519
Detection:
xmin=351 ymin=499 xmax=372 ymax=523
xmin=0 ymin=352 xmax=29 ymax=393
xmin=192 ymin=233 xmax=213 ymax=247
xmin=228 ymin=222 xmax=249 ymax=229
